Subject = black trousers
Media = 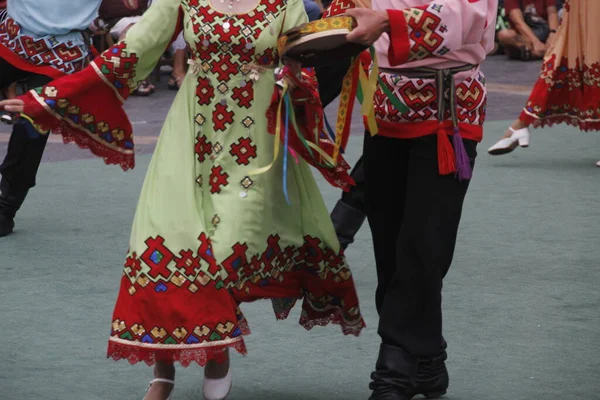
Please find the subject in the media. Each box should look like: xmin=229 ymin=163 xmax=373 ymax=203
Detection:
xmin=0 ymin=57 xmax=52 ymax=193
xmin=363 ymin=132 xmax=477 ymax=357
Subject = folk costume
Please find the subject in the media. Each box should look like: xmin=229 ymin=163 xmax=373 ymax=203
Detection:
xmin=488 ymin=0 xmax=600 ymax=156
xmin=13 ymin=0 xmax=365 ymax=366
xmin=0 ymin=0 xmax=101 ymax=237
xmin=519 ymin=0 xmax=600 ymax=130
xmin=317 ymin=0 xmax=496 ymax=398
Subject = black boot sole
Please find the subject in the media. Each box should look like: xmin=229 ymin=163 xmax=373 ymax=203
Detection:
xmin=0 ymin=218 xmax=15 ymax=237
xmin=414 ymin=389 xmax=446 ymax=399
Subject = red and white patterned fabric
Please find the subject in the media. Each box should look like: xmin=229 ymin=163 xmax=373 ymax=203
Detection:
xmin=0 ymin=16 xmax=89 ymax=78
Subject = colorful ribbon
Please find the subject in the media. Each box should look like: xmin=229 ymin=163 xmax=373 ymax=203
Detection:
xmin=283 ymin=93 xmax=291 ymax=205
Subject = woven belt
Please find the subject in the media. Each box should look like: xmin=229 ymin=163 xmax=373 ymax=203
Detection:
xmin=380 ymin=64 xmax=476 ymax=128
xmin=379 ymin=64 xmax=478 ymax=181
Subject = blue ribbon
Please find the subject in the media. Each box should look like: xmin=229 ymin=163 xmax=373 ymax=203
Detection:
xmin=323 ymin=114 xmax=336 ymax=141
xmin=283 ymin=93 xmax=291 ymax=205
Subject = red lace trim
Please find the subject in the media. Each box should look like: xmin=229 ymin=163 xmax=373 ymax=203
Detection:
xmin=18 ymin=70 xmax=136 ymax=171
xmin=51 ymin=120 xmax=135 ymax=170
xmin=274 ymin=300 xmax=365 ymax=337
xmin=298 ymin=309 xmax=364 ymax=337
xmin=522 ymin=114 xmax=600 ymax=132
xmin=107 ymin=339 xmax=248 ymax=367
xmin=107 ymin=320 xmax=251 ymax=367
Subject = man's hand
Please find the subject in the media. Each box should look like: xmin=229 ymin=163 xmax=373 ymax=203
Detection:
xmin=345 ymin=8 xmax=389 ymax=46
xmin=0 ymin=99 xmax=24 ymax=113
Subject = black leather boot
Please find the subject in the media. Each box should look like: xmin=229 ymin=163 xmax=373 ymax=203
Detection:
xmin=330 ymin=200 xmax=366 ymax=250
xmin=0 ymin=179 xmax=28 ymax=237
xmin=369 ymin=344 xmax=416 ymax=400
xmin=413 ymin=341 xmax=449 ymax=399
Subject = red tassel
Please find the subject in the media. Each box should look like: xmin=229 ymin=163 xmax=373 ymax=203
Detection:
xmin=437 ymin=125 xmax=456 ymax=175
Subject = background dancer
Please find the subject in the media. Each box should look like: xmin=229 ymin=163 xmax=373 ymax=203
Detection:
xmin=487 ymin=0 xmax=600 ymax=167
xmin=0 ymin=0 xmax=101 ymax=237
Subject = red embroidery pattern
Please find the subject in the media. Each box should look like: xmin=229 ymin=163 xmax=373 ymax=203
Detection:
xmin=212 ymin=103 xmax=235 ymax=132
xmin=520 ymin=54 xmax=600 ymax=130
xmin=375 ymin=69 xmax=487 ymax=126
xmin=0 ymin=17 xmax=87 ymax=75
xmin=213 ymin=54 xmax=239 ymax=82
xmin=140 ymin=236 xmax=176 ymax=280
xmin=209 ymin=165 xmax=229 ymax=193
xmin=122 ymin=232 xmax=358 ymax=303
xmin=403 ymin=5 xmax=450 ymax=61
xmin=95 ymin=41 xmax=140 ymax=99
xmin=324 ymin=0 xmax=356 ymax=17
xmin=125 ymin=252 xmax=143 ymax=278
xmin=195 ymin=135 xmax=212 ymax=162
xmin=229 ymin=137 xmax=257 ymax=165
xmin=185 ymin=0 xmax=284 ymax=132
xmin=231 ymin=81 xmax=254 ymax=108
xmin=196 ymin=77 xmax=214 ymax=105
xmin=110 ymin=230 xmax=364 ymax=366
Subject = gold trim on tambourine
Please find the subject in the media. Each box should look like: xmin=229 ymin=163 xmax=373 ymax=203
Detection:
xmin=278 ymin=16 xmax=360 ymax=65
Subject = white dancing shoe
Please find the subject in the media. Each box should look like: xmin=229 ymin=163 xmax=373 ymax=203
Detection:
xmin=143 ymin=378 xmax=175 ymax=400
xmin=487 ymin=127 xmax=531 ymax=155
xmin=203 ymin=370 xmax=232 ymax=400
xmin=596 ymin=160 xmax=600 ymax=167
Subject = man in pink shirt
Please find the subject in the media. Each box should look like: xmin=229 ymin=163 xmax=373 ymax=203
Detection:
xmin=326 ymin=1 xmax=497 ymax=398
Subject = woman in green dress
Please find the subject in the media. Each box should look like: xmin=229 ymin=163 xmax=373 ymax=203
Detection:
xmin=0 ymin=0 xmax=365 ymax=398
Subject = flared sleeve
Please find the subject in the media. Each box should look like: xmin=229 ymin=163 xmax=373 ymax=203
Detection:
xmin=17 ymin=0 xmax=184 ymax=170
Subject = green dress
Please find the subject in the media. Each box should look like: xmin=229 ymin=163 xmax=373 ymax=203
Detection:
xmin=20 ymin=0 xmax=365 ymax=366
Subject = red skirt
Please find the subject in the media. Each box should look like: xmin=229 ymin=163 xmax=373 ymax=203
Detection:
xmin=520 ymin=0 xmax=600 ymax=131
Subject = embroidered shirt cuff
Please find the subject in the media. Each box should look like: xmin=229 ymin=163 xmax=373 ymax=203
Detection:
xmin=386 ymin=9 xmax=410 ymax=66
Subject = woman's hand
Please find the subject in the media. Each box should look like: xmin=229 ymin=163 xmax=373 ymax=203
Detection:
xmin=280 ymin=58 xmax=303 ymax=92
xmin=0 ymin=99 xmax=24 ymax=113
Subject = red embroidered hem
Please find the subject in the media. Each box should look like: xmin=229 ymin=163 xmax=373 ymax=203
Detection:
xmin=0 ymin=43 xmax=65 ymax=79
xmin=107 ymin=300 xmax=363 ymax=367
xmin=519 ymin=54 xmax=600 ymax=133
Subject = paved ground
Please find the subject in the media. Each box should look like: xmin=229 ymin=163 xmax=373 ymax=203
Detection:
xmin=1 ymin=56 xmax=599 ymax=400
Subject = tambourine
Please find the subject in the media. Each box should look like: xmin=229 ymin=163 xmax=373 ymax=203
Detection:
xmin=278 ymin=16 xmax=368 ymax=67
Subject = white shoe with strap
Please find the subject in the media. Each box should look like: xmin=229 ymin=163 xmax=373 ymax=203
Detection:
xmin=203 ymin=370 xmax=232 ymax=400
xmin=488 ymin=127 xmax=531 ymax=155
xmin=143 ymin=378 xmax=175 ymax=400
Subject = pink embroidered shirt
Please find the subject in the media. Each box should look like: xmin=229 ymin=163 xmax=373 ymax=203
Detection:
xmin=374 ymin=0 xmax=497 ymax=70
xmin=325 ymin=0 xmax=499 ymax=175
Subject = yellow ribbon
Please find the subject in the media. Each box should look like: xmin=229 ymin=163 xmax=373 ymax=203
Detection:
xmin=332 ymin=58 xmax=360 ymax=164
xmin=249 ymin=81 xmax=288 ymax=176
xmin=358 ymin=51 xmax=379 ymax=136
